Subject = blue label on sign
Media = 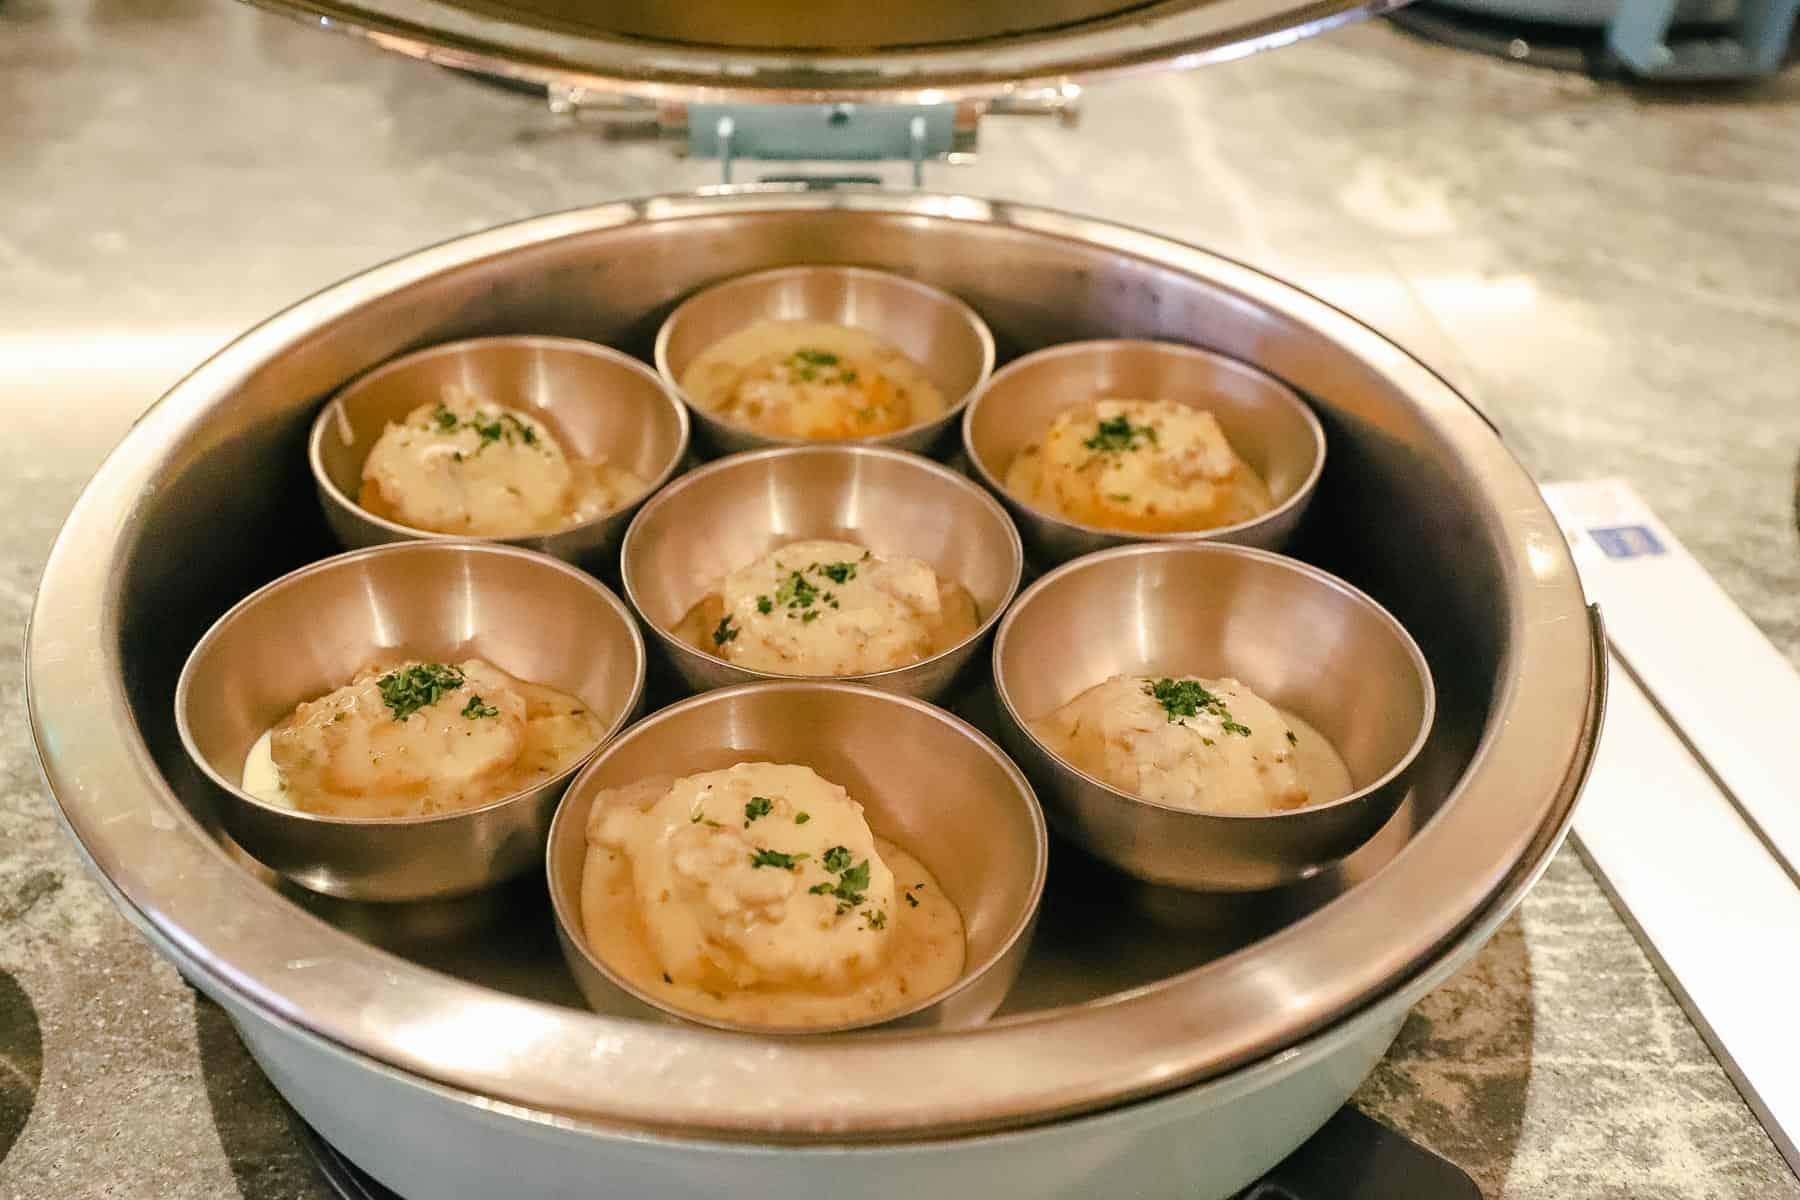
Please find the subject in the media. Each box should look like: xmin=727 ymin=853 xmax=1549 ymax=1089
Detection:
xmin=1589 ymin=524 xmax=1666 ymax=559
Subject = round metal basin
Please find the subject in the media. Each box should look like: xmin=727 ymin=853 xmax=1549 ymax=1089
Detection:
xmin=25 ymin=189 xmax=1602 ymax=1199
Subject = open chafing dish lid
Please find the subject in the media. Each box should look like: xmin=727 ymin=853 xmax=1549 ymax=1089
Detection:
xmin=242 ymin=0 xmax=1403 ymax=103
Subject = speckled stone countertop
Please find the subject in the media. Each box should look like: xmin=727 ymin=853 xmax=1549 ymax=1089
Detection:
xmin=2 ymin=2 xmax=1798 ymax=1197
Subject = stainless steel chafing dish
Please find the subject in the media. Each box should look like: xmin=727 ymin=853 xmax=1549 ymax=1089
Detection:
xmin=26 ymin=189 xmax=1602 ymax=1199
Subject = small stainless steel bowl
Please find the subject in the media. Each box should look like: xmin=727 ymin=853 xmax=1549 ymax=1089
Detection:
xmin=963 ymin=339 xmax=1325 ymax=565
xmin=546 ymin=681 xmax=1048 ymax=1034
xmin=992 ymin=542 xmax=1433 ymax=892
xmin=653 ymin=265 xmax=995 ymax=457
xmin=175 ymin=541 xmax=646 ymax=902
xmin=620 ymin=444 xmax=1023 ymax=700
xmin=309 ymin=335 xmax=689 ymax=570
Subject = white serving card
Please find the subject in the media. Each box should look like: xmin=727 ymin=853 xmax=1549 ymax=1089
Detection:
xmin=1541 ymin=479 xmax=1800 ymax=1174
xmin=1543 ymin=478 xmax=1800 ymax=882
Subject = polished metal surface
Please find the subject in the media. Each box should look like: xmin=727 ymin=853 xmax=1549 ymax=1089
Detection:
xmin=545 ymin=681 xmax=1048 ymax=1034
xmin=992 ymin=542 xmax=1434 ymax=891
xmin=654 ymin=265 xmax=994 ymax=458
xmin=26 ymin=190 xmax=1600 ymax=1142
xmin=242 ymin=0 xmax=1406 ymax=103
xmin=174 ymin=541 xmax=646 ymax=901
xmin=311 ymin=336 xmax=688 ymax=570
xmin=963 ymin=338 xmax=1325 ymax=565
xmin=621 ymin=444 xmax=1023 ymax=700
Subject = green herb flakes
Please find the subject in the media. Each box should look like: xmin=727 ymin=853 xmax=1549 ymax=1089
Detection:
xmin=1083 ymin=415 xmax=1157 ymax=453
xmin=818 ymin=561 xmax=857 ymax=585
xmin=863 ymin=909 xmax=888 ymax=930
xmin=460 ymin=694 xmax=499 ymax=719
xmin=1143 ymin=677 xmax=1251 ymax=737
xmin=1286 ymin=730 xmax=1299 ymax=745
xmin=903 ymin=891 xmax=919 ymax=908
xmin=749 ymin=848 xmax=808 ymax=871
xmin=713 ymin=615 xmax=740 ymax=646
xmin=756 ymin=595 xmax=774 ymax=615
xmin=821 ymin=845 xmax=852 ymax=874
xmin=744 ymin=796 xmax=774 ymax=825
xmin=794 ymin=812 xmax=811 ymax=825
xmin=774 ymin=571 xmax=818 ymax=611
xmin=376 ymin=663 xmax=465 ymax=722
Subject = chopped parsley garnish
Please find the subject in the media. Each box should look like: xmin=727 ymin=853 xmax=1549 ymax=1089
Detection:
xmin=1084 ymin=415 xmax=1158 ymax=453
xmin=376 ymin=663 xmax=465 ymax=721
xmin=1286 ymin=730 xmax=1299 ymax=745
xmin=809 ymin=856 xmax=872 ymax=914
xmin=712 ymin=615 xmax=740 ymax=646
xmin=818 ymin=561 xmax=857 ymax=585
xmin=774 ymin=571 xmax=818 ymax=611
xmin=744 ymin=796 xmax=774 ymax=825
xmin=749 ymin=848 xmax=808 ymax=870
xmin=1143 ymin=677 xmax=1252 ymax=737
xmin=863 ymin=909 xmax=888 ymax=930
xmin=426 ymin=404 xmax=545 ymax=453
xmin=792 ymin=349 xmax=839 ymax=367
xmin=1107 ymin=493 xmax=1133 ymax=503
xmin=756 ymin=595 xmax=773 ymax=615
xmin=470 ymin=416 xmax=504 ymax=446
xmin=800 ymin=610 xmax=821 ymax=624
xmin=903 ymin=891 xmax=919 ymax=908
xmin=460 ymin=694 xmax=499 ymax=719
xmin=794 ymin=812 xmax=811 ymax=825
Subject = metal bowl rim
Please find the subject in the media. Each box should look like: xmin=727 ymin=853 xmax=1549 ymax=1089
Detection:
xmin=990 ymin=540 xmax=1437 ymax=823
xmin=544 ymin=678 xmax=1051 ymax=1036
xmin=173 ymin=539 xmax=648 ymax=828
xmin=652 ymin=263 xmax=998 ymax=448
xmin=619 ymin=442 xmax=1025 ymax=686
xmin=307 ymin=333 xmax=691 ymax=544
xmin=961 ymin=337 xmax=1327 ymax=544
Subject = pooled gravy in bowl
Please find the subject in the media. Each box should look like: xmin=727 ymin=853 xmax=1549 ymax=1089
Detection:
xmin=242 ymin=659 xmax=603 ymax=819
xmin=359 ymin=392 xmax=645 ymax=537
xmin=582 ymin=762 xmax=966 ymax=1029
xmin=679 ymin=321 xmax=946 ymax=440
xmin=1033 ymin=675 xmax=1352 ymax=815
xmin=673 ymin=538 xmax=979 ymax=677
